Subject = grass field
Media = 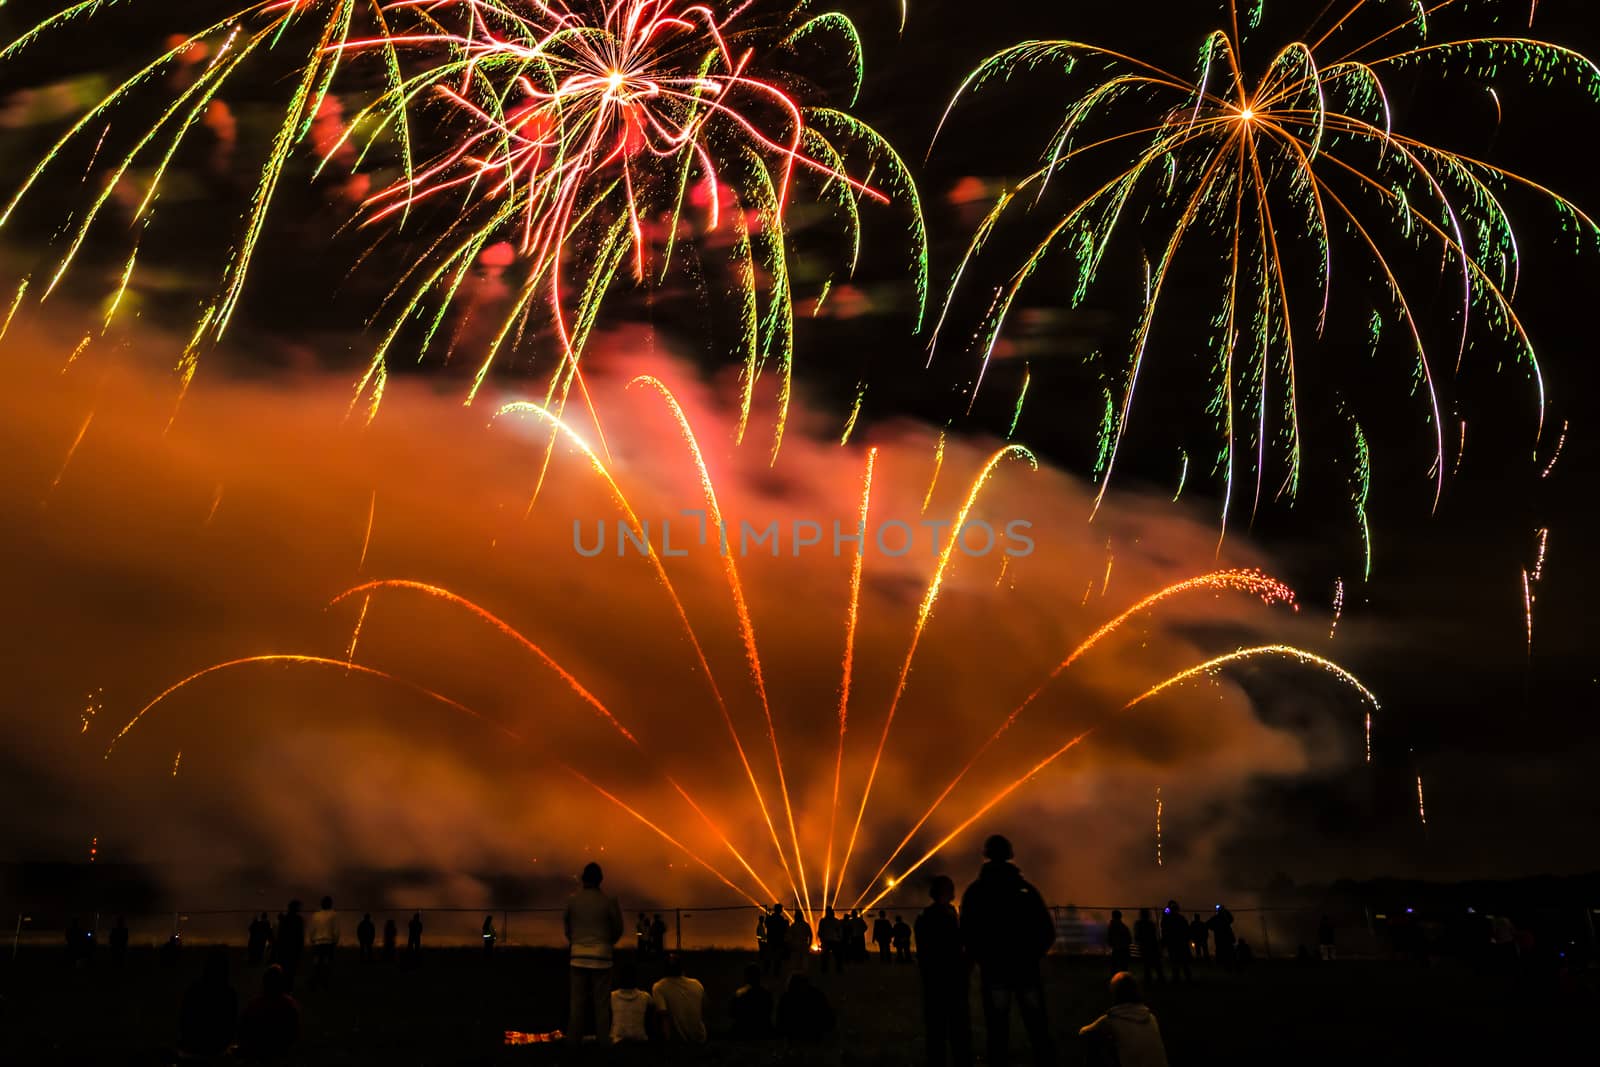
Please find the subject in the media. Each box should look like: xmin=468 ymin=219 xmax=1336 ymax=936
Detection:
xmin=1 ymin=945 xmax=1591 ymax=1064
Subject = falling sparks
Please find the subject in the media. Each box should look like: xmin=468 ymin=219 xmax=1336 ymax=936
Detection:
xmin=1415 ymin=773 xmax=1428 ymax=828
xmin=1006 ymin=365 xmax=1030 ymax=439
xmin=80 ymin=687 xmax=104 ymax=734
xmin=1330 ymin=577 xmax=1346 ymax=639
xmin=922 ymin=431 xmax=947 ymax=513
xmin=840 ymin=385 xmax=867 ymax=445
xmin=1531 ymin=528 xmax=1549 ymax=584
xmin=172 ymin=750 xmax=183 ymax=777
xmin=43 ymin=412 xmax=94 ymax=505
xmin=1173 ymin=449 xmax=1189 ymax=502
xmin=1365 ymin=711 xmax=1372 ymax=764
xmin=1540 ymin=420 xmax=1567 ymax=479
xmin=0 ymin=276 xmax=27 ymax=342
xmin=203 ymin=484 xmax=224 ymax=526
xmin=930 ymin=0 xmax=1599 ymax=524
xmin=1521 ymin=568 xmax=1535 ymax=659
xmin=1454 ymin=419 xmax=1468 ymax=479
xmin=88 ymin=836 xmax=98 ymax=863
xmin=1154 ymin=786 xmax=1164 ymax=867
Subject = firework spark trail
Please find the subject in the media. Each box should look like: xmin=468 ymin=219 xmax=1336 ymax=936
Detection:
xmin=326 ymin=578 xmax=783 ymax=901
xmin=1540 ymin=420 xmax=1567 ymax=479
xmin=565 ymin=766 xmax=763 ymax=907
xmin=931 ymin=0 xmax=1599 ymax=523
xmin=850 ymin=571 xmax=1294 ymax=905
xmin=1365 ymin=710 xmax=1372 ymax=763
xmin=1453 ymin=419 xmax=1467 ymax=479
xmin=821 ymin=447 xmax=876 ymax=912
xmin=172 ymin=750 xmax=182 ymax=777
xmin=203 ymin=484 xmax=225 ymax=527
xmin=0 ymin=277 xmax=28 ymax=342
xmin=921 ymin=431 xmax=946 ymax=513
xmin=112 ymin=651 xmax=760 ymax=900
xmin=1521 ymin=567 xmax=1535 ymax=658
xmin=1330 ymin=577 xmax=1345 ymax=639
xmin=1154 ymin=786 xmax=1163 ymax=867
xmin=630 ymin=376 xmax=815 ymax=927
xmin=833 ymin=444 xmax=1037 ymax=907
xmin=43 ymin=411 xmax=94 ymax=505
xmin=106 ymin=653 xmax=521 ymax=755
xmin=840 ymin=386 xmax=867 ymax=445
xmin=862 ymin=643 xmax=1378 ymax=910
xmin=1006 ymin=366 xmax=1030 ymax=439
xmin=1415 ymin=770 xmax=1428 ymax=827
xmin=348 ymin=489 xmax=379 ymax=663
xmin=495 ymin=399 xmax=804 ymax=909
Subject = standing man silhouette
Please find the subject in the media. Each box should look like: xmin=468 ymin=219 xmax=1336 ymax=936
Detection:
xmin=960 ymin=835 xmax=1056 ymax=1066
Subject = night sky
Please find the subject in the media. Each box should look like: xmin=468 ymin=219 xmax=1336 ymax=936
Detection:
xmin=0 ymin=0 xmax=1595 ymax=913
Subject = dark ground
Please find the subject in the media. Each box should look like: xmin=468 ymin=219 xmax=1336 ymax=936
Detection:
xmin=0 ymin=946 xmax=1593 ymax=1065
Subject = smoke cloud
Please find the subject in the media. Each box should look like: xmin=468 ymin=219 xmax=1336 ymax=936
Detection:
xmin=0 ymin=311 xmax=1361 ymax=927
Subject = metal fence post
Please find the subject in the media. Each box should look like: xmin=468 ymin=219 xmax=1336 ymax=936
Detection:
xmin=675 ymin=909 xmax=682 ymax=952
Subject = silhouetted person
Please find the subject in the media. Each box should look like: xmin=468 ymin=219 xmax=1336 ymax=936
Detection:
xmin=1107 ymin=910 xmax=1132 ymax=971
xmin=818 ymin=907 xmax=845 ymax=973
xmin=610 ymin=961 xmax=650 ymax=1044
xmin=564 ymin=861 xmax=624 ymax=1049
xmin=651 ymin=952 xmax=707 ymax=1043
xmin=1079 ymin=972 xmax=1169 ymax=1067
xmin=109 ymin=916 xmax=129 ymax=969
xmin=381 ymin=918 xmax=397 ymax=963
xmin=308 ymin=896 xmax=338 ymax=988
xmin=916 ymin=874 xmax=973 ymax=1067
xmin=481 ymin=914 xmax=497 ymax=956
xmin=406 ymin=912 xmax=423 ymax=957
xmin=962 ymin=834 xmax=1056 ymax=1066
xmin=274 ymin=901 xmax=304 ymax=988
xmin=1211 ymin=905 xmax=1236 ymax=970
xmin=357 ymin=913 xmax=376 ymax=963
xmin=1190 ymin=914 xmax=1209 ymax=961
xmin=1160 ymin=902 xmax=1192 ymax=983
xmin=874 ymin=911 xmax=895 ymax=961
xmin=650 ymin=913 xmax=667 ymax=956
xmin=766 ymin=905 xmax=791 ymax=976
xmin=789 ymin=911 xmax=813 ymax=968
xmin=639 ymin=912 xmax=654 ymax=958
xmin=894 ymin=915 xmax=913 ymax=962
xmin=730 ymin=963 xmax=775 ymax=1039
xmin=1134 ymin=909 xmax=1163 ymax=985
xmin=178 ymin=946 xmax=237 ymax=1060
xmin=848 ymin=910 xmax=869 ymax=962
xmin=247 ymin=913 xmax=272 ymax=965
xmin=1319 ymin=915 xmax=1336 ymax=960
xmin=161 ymin=934 xmax=183 ymax=969
xmin=238 ymin=964 xmax=299 ymax=1061
xmin=776 ymin=973 xmax=835 ymax=1043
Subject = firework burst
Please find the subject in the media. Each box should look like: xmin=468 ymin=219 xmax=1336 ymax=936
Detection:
xmin=931 ymin=0 xmax=1598 ymax=531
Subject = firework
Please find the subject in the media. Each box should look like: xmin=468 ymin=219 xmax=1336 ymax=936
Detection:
xmin=1330 ymin=576 xmax=1345 ymax=639
xmin=861 ymin=643 xmax=1379 ymax=909
xmin=113 ymin=385 xmax=1374 ymax=914
xmin=931 ymin=0 xmax=1599 ymax=529
xmin=3 ymin=2 xmax=926 ymax=446
xmin=339 ymin=0 xmax=927 ymax=458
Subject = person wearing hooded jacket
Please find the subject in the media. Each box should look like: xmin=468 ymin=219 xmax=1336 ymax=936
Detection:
xmin=960 ymin=834 xmax=1057 ymax=1067
xmin=1079 ymin=971 xmax=1169 ymax=1067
